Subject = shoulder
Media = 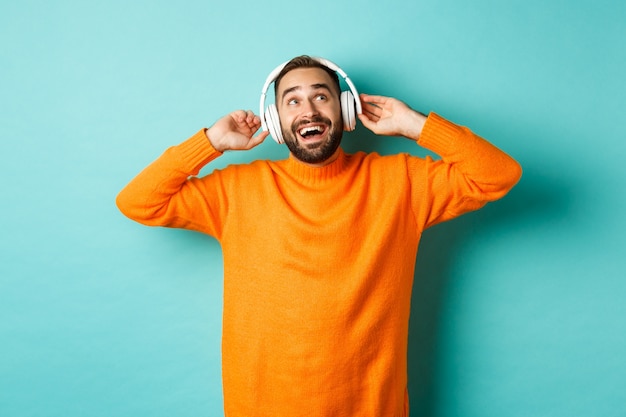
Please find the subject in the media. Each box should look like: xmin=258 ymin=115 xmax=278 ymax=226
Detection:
xmin=213 ymin=158 xmax=275 ymax=174
xmin=193 ymin=159 xmax=277 ymax=188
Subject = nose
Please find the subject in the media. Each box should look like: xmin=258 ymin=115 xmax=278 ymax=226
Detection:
xmin=302 ymin=98 xmax=319 ymax=117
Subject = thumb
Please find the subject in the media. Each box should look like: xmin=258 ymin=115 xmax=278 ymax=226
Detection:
xmin=246 ymin=130 xmax=270 ymax=149
xmin=357 ymin=113 xmax=377 ymax=132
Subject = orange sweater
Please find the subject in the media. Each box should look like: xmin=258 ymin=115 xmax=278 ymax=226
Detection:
xmin=117 ymin=113 xmax=521 ymax=417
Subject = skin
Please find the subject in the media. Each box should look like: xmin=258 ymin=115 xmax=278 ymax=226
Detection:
xmin=276 ymin=68 xmax=344 ymax=166
xmin=206 ymin=67 xmax=428 ymax=166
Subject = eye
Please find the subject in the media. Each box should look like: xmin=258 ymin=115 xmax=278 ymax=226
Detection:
xmin=315 ymin=94 xmax=327 ymax=101
xmin=287 ymin=98 xmax=299 ymax=106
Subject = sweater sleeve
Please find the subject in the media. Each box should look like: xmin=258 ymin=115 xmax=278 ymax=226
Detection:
xmin=410 ymin=113 xmax=522 ymax=229
xmin=115 ymin=129 xmax=226 ymax=237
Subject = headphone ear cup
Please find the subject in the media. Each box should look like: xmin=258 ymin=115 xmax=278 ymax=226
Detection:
xmin=341 ymin=91 xmax=356 ymax=131
xmin=266 ymin=104 xmax=283 ymax=144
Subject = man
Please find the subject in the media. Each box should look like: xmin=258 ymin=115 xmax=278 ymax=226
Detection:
xmin=117 ymin=55 xmax=521 ymax=416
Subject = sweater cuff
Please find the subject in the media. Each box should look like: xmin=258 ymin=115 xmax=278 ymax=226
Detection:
xmin=177 ymin=129 xmax=223 ymax=174
xmin=417 ymin=112 xmax=464 ymax=154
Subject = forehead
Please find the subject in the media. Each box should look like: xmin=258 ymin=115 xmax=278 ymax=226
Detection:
xmin=276 ymin=67 xmax=337 ymax=96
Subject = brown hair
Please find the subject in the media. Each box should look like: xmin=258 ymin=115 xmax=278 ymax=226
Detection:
xmin=274 ymin=55 xmax=341 ymax=97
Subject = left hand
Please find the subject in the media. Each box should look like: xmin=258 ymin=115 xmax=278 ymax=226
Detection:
xmin=357 ymin=94 xmax=427 ymax=141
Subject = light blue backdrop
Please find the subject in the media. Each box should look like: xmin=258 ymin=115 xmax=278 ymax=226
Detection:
xmin=2 ymin=1 xmax=625 ymax=416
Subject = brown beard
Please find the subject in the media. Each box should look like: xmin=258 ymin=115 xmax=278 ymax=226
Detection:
xmin=282 ymin=116 xmax=344 ymax=165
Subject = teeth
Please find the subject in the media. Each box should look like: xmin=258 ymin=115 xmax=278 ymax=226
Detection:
xmin=299 ymin=126 xmax=323 ymax=135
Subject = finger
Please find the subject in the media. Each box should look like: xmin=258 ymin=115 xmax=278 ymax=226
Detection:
xmin=232 ymin=109 xmax=247 ymax=119
xmin=361 ymin=102 xmax=382 ymax=120
xmin=357 ymin=113 xmax=377 ymax=131
xmin=229 ymin=110 xmax=247 ymax=127
xmin=248 ymin=130 xmax=269 ymax=148
xmin=360 ymin=94 xmax=388 ymax=105
xmin=244 ymin=110 xmax=264 ymax=129
xmin=234 ymin=110 xmax=257 ymax=131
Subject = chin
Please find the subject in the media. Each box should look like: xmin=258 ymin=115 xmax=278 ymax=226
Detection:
xmin=284 ymin=133 xmax=342 ymax=165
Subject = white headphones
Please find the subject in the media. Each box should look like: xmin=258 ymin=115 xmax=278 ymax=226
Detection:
xmin=259 ymin=57 xmax=362 ymax=144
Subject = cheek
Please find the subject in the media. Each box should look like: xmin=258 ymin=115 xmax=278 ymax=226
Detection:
xmin=276 ymin=108 xmax=295 ymax=127
xmin=329 ymin=103 xmax=342 ymax=120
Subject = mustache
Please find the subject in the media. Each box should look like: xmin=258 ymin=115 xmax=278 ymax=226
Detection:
xmin=292 ymin=116 xmax=332 ymax=131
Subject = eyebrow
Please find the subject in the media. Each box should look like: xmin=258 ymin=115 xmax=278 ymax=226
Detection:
xmin=281 ymin=83 xmax=333 ymax=101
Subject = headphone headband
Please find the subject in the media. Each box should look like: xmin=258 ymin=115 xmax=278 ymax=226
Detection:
xmin=259 ymin=57 xmax=362 ymax=133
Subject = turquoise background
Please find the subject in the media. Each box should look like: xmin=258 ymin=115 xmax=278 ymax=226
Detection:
xmin=2 ymin=0 xmax=625 ymax=416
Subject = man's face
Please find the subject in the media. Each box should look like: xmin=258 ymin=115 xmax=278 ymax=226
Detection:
xmin=276 ymin=67 xmax=343 ymax=166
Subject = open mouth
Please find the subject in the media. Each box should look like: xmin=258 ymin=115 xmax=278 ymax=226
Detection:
xmin=297 ymin=124 xmax=327 ymax=141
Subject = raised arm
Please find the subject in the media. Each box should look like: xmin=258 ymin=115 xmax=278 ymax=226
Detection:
xmin=359 ymin=93 xmax=522 ymax=227
xmin=116 ymin=110 xmax=268 ymax=233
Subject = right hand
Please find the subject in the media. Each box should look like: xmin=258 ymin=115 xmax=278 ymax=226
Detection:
xmin=206 ymin=110 xmax=269 ymax=152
